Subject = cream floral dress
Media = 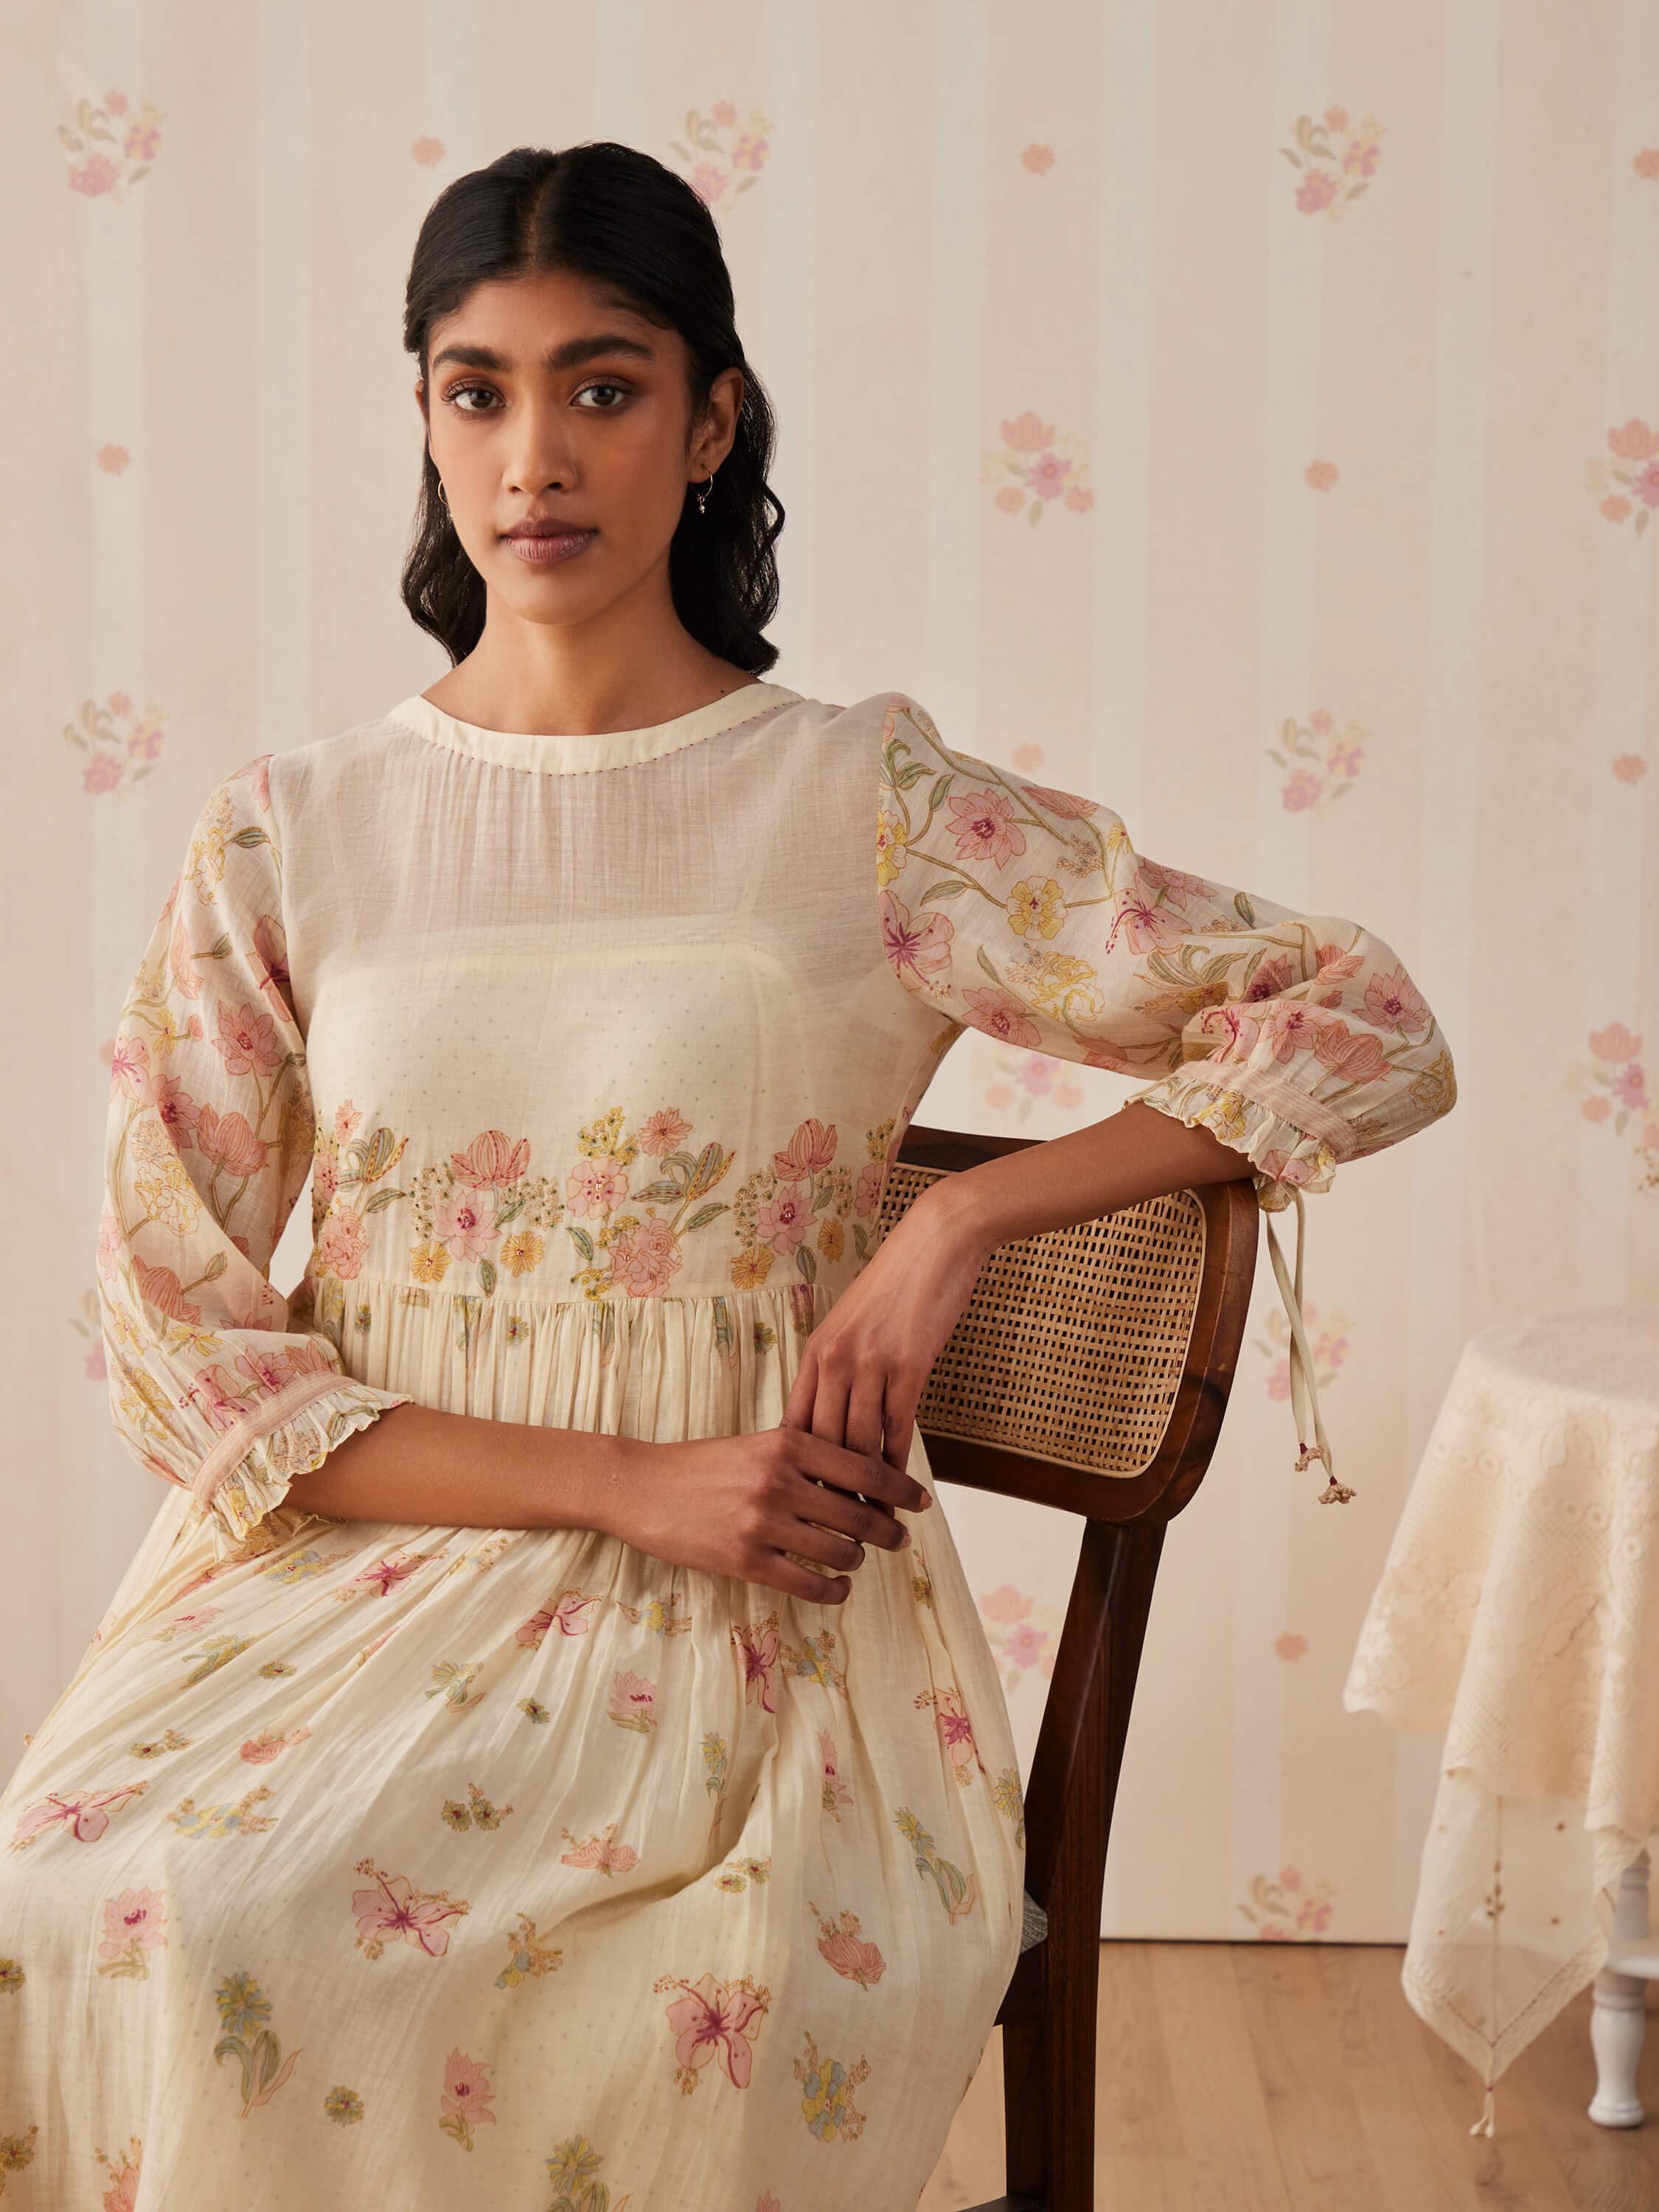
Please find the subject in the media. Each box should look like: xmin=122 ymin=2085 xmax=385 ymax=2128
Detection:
xmin=0 ymin=684 xmax=1453 ymax=2209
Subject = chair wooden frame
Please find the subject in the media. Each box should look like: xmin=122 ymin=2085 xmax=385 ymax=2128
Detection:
xmin=889 ymin=1124 xmax=1260 ymax=2212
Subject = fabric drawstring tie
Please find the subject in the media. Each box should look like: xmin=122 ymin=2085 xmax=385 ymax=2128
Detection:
xmin=1260 ymin=1187 xmax=1355 ymax=1505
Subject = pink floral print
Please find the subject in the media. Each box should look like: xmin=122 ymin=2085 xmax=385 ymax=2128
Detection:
xmin=239 ymin=1726 xmax=311 ymax=1764
xmin=95 ymin=1888 xmax=168 ymax=1980
xmin=608 ymin=1671 xmax=658 ymax=1733
xmin=515 ymin=1587 xmax=605 ymax=1648
xmin=8 ymin=1782 xmax=148 ymax=1851
xmin=437 ymin=2048 xmax=497 ymax=2150
xmin=808 ymin=1902 xmax=886 ymax=1989
xmin=916 ymin=1686 xmax=985 ymax=1786
xmin=731 ymin=1615 xmax=781 ymax=1712
xmin=351 ymin=1860 xmax=470 ymax=1961
xmin=559 ymin=1824 xmax=640 ymax=1877
xmin=875 ymin=693 xmax=1455 ymax=1220
xmin=819 ymin=1730 xmax=853 ymax=1820
xmin=93 ymin=2136 xmax=142 ymax=2210
xmin=653 ymin=1971 xmax=771 ymax=2095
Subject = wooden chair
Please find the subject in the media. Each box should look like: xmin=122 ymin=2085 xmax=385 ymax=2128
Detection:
xmin=876 ymin=1123 xmax=1261 ymax=2212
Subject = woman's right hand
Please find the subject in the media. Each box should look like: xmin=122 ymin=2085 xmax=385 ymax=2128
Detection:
xmin=602 ymin=1427 xmax=933 ymax=1604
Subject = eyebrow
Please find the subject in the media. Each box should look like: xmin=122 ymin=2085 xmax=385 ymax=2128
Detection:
xmin=428 ymin=333 xmax=658 ymax=375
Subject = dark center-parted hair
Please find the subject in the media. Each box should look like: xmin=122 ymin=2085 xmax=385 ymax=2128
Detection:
xmin=400 ymin=140 xmax=785 ymax=674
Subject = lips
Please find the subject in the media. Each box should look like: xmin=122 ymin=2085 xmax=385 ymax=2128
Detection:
xmin=503 ymin=526 xmax=596 ymax=569
xmin=505 ymin=521 xmax=592 ymax=539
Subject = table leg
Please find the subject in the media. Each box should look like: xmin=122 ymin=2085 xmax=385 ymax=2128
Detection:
xmin=1589 ymin=1851 xmax=1650 ymax=2128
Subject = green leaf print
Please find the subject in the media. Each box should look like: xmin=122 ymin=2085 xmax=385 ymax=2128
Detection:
xmin=212 ymin=1971 xmax=300 ymax=2118
xmin=893 ymin=1808 xmax=977 ymax=1924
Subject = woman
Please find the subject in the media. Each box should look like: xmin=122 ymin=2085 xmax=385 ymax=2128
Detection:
xmin=0 ymin=141 xmax=1455 ymax=2207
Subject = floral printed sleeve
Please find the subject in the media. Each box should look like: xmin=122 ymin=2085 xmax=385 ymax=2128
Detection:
xmin=98 ymin=755 xmax=415 ymax=1554
xmin=874 ymin=692 xmax=1457 ymax=1503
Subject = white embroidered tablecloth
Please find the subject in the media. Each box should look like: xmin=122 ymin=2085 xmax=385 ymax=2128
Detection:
xmin=1343 ymin=1304 xmax=1659 ymax=2126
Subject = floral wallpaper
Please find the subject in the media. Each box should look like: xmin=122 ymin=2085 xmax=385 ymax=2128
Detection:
xmin=4 ymin=1 xmax=1656 ymax=1950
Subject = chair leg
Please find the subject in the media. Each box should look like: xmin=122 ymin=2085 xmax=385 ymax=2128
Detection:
xmin=1001 ymin=1515 xmax=1166 ymax=2211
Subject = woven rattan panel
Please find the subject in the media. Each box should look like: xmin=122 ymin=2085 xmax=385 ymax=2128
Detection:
xmin=874 ymin=1165 xmax=1208 ymax=1478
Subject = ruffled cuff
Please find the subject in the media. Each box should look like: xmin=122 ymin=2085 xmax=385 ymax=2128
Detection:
xmin=1124 ymin=1063 xmax=1356 ymax=1507
xmin=1124 ymin=1062 xmax=1341 ymax=1215
xmin=189 ymin=1374 xmax=417 ymax=1557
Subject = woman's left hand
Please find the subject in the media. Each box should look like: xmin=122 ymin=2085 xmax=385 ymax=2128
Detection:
xmin=779 ymin=1180 xmax=992 ymax=1484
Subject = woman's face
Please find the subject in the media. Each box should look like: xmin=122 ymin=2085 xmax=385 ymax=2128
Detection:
xmin=417 ymin=265 xmax=742 ymax=630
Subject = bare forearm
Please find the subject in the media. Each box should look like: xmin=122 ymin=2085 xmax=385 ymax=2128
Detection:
xmin=282 ymin=1401 xmax=640 ymax=1534
xmin=929 ymin=1099 xmax=1255 ymax=1253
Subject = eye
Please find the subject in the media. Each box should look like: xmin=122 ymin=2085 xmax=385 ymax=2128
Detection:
xmin=444 ymin=383 xmax=499 ymax=415
xmin=575 ymin=380 xmax=630 ymax=410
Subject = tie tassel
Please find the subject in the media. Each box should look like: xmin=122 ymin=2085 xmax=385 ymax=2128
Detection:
xmin=1262 ymin=1187 xmax=1354 ymax=1505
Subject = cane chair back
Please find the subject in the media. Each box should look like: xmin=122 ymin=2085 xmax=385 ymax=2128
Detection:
xmin=875 ymin=1124 xmax=1260 ymax=2212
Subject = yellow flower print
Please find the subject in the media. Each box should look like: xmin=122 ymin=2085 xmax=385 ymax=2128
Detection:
xmin=874 ymin=804 xmax=909 ymax=887
xmin=816 ymin=1217 xmax=844 ymax=1263
xmin=1009 ymin=949 xmax=1104 ymax=1026
xmin=410 ymin=1240 xmax=451 ymax=1284
xmin=1006 ymin=877 xmax=1068 ymax=939
xmin=498 ymin=1228 xmax=544 ymax=1277
xmin=731 ymin=1244 xmax=774 ymax=1290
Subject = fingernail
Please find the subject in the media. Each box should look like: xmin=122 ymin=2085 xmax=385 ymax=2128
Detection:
xmin=900 ymin=1528 xmax=913 ymax=1548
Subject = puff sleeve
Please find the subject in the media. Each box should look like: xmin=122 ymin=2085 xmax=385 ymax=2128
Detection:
xmin=97 ymin=754 xmax=416 ymax=1556
xmin=874 ymin=693 xmax=1457 ymax=1501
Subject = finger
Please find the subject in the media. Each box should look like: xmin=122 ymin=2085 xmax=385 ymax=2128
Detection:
xmin=796 ymin=1431 xmax=930 ymax=1516
xmin=805 ymin=1355 xmax=850 ymax=1452
xmin=882 ymin=1385 xmax=917 ymax=1489
xmin=789 ymin=1481 xmax=908 ymax=1555
xmin=780 ymin=1343 xmax=818 ymax=1432
xmin=759 ymin=1554 xmax=852 ymax=1606
xmin=842 ymin=1364 xmax=888 ymax=1465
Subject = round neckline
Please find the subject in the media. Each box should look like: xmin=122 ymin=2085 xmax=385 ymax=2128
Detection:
xmin=386 ymin=679 xmax=803 ymax=776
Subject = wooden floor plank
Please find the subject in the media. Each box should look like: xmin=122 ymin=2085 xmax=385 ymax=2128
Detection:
xmin=919 ymin=1944 xmax=1659 ymax=2212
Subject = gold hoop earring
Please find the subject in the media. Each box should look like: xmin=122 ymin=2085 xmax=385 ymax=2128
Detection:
xmin=694 ymin=473 xmax=714 ymax=517
xmin=437 ymin=479 xmax=449 ymax=511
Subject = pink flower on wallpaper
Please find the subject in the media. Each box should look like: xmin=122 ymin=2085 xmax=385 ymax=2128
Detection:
xmin=1580 ymin=1023 xmax=1655 ymax=1161
xmin=1269 ymin=709 xmax=1368 ymax=820
xmin=1304 ymin=459 xmax=1339 ymax=490
xmin=984 ymin=413 xmax=1095 ymax=525
xmin=1020 ymin=142 xmax=1056 ymax=174
xmin=1612 ymin=753 xmax=1648 ymax=782
xmin=1274 ymin=1632 xmax=1308 ymax=1663
xmin=669 ymin=105 xmax=774 ymax=207
xmin=411 ymin=136 xmax=445 ymax=167
xmin=60 ymin=91 xmax=164 ymax=201
xmin=1254 ymin=1295 xmax=1350 ymax=1403
xmin=1281 ymin=107 xmax=1384 ymax=222
xmin=97 ymin=444 xmax=130 ymax=473
xmin=1598 ymin=420 xmax=1659 ymax=533
xmin=1238 ymin=1866 xmax=1338 ymax=1939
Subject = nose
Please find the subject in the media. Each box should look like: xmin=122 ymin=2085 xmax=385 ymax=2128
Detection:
xmin=504 ymin=394 xmax=576 ymax=498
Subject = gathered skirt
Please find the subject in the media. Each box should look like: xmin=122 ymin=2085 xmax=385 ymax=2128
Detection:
xmin=0 ymin=1381 xmax=1026 ymax=2209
